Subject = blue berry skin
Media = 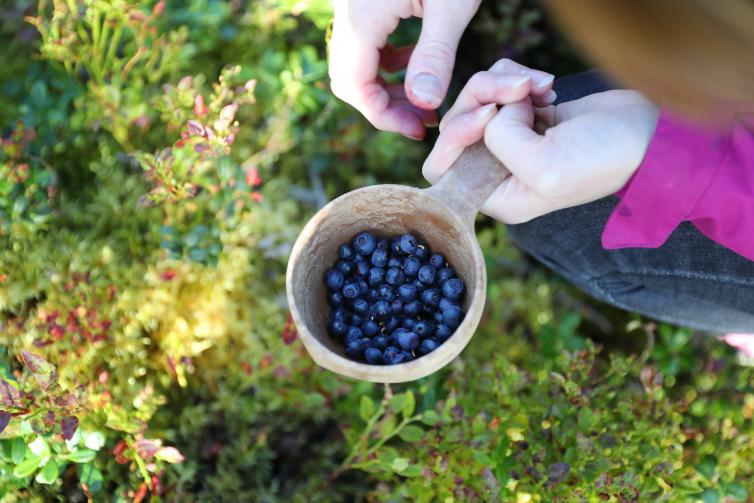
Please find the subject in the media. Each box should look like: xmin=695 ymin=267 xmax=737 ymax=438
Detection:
xmin=399 ymin=351 xmax=415 ymax=362
xmin=390 ymin=299 xmax=403 ymax=315
xmin=352 ymin=298 xmax=369 ymax=315
xmin=362 ymin=320 xmax=380 ymax=337
xmin=368 ymin=289 xmax=378 ymax=301
xmin=368 ymin=267 xmax=386 ymax=286
xmin=417 ymin=338 xmax=439 ymax=356
xmin=434 ymin=311 xmax=444 ymax=324
xmin=373 ymin=335 xmax=389 ymax=350
xmin=402 ymin=318 xmax=416 ymax=329
xmin=365 ymin=347 xmax=383 ymax=365
xmin=360 ymin=337 xmax=374 ymax=348
xmin=439 ymin=297 xmax=459 ymax=312
xmin=377 ymin=284 xmax=395 ymax=302
xmin=421 ymin=288 xmax=441 ymax=308
xmin=414 ymin=245 xmax=429 ymax=260
xmin=385 ymin=267 xmax=405 ymax=286
xmin=399 ymin=234 xmax=418 ymax=255
xmin=397 ymin=283 xmax=417 ymax=302
xmin=345 ymin=327 xmax=363 ymax=343
xmin=383 ymin=346 xmax=400 ymax=364
xmin=325 ymin=269 xmax=345 ymax=291
xmin=435 ymin=324 xmax=453 ymax=341
xmin=442 ymin=305 xmax=463 ymax=328
xmin=371 ymin=300 xmax=391 ymax=321
xmin=377 ymin=238 xmax=389 ymax=250
xmin=412 ymin=279 xmax=426 ymax=294
xmin=335 ymin=260 xmax=353 ymax=276
xmin=429 ymin=253 xmax=446 ymax=269
xmin=345 ymin=340 xmax=363 ymax=358
xmin=353 ymin=260 xmax=370 ymax=277
xmin=371 ymin=248 xmax=389 ymax=268
xmin=390 ymin=237 xmax=402 ymax=254
xmin=418 ymin=265 xmax=437 ymax=285
xmin=403 ymin=300 xmax=421 ymax=317
xmin=350 ymin=313 xmax=365 ymax=326
xmin=328 ymin=291 xmax=344 ymax=307
xmin=331 ymin=307 xmax=350 ymax=322
xmin=342 ymin=281 xmax=360 ymax=299
xmin=403 ymin=257 xmax=421 ymax=277
xmin=339 ymin=243 xmax=355 ymax=260
xmin=328 ymin=319 xmax=348 ymax=338
xmin=357 ymin=280 xmax=369 ymax=295
xmin=437 ymin=267 xmax=454 ymax=283
xmin=386 ymin=316 xmax=401 ymax=331
xmin=397 ymin=331 xmax=419 ymax=350
xmin=442 ymin=278 xmax=465 ymax=301
xmin=353 ymin=232 xmax=377 ymax=256
xmin=414 ymin=320 xmax=434 ymax=338
xmin=388 ymin=257 xmax=402 ymax=268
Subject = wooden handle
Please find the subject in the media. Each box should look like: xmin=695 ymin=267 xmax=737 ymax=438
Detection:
xmin=424 ymin=141 xmax=510 ymax=227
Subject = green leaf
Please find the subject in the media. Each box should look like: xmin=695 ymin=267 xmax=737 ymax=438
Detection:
xmin=78 ymin=463 xmax=104 ymax=493
xmin=360 ymin=396 xmax=376 ymax=422
xmin=12 ymin=456 xmax=41 ymax=478
xmin=577 ymin=408 xmax=596 ymax=431
xmin=390 ymin=394 xmax=405 ymax=414
xmin=391 ymin=457 xmax=409 ymax=472
xmin=62 ymin=449 xmax=96 ymax=463
xmin=28 ymin=436 xmax=51 ymax=459
xmin=83 ymin=431 xmax=106 ymax=451
xmin=401 ymin=464 xmax=423 ymax=477
xmin=0 ymin=439 xmax=12 ymax=461
xmin=695 ymin=455 xmax=717 ymax=480
xmin=402 ymin=390 xmax=415 ymax=418
xmin=35 ymin=459 xmax=59 ymax=484
xmin=11 ymin=437 xmax=26 ymax=464
xmin=421 ymin=410 xmax=440 ymax=426
xmin=724 ymin=483 xmax=748 ymax=502
xmin=699 ymin=488 xmax=719 ymax=503
xmin=398 ymin=425 xmax=424 ymax=442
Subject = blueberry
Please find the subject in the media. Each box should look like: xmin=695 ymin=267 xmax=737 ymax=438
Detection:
xmin=437 ymin=267 xmax=454 ymax=283
xmin=390 ymin=237 xmax=402 ymax=254
xmin=421 ymin=288 xmax=441 ymax=308
xmin=328 ymin=291 xmax=344 ymax=307
xmin=325 ymin=269 xmax=345 ymax=291
xmin=418 ymin=265 xmax=437 ymax=285
xmin=429 ymin=253 xmax=445 ymax=269
xmin=368 ymin=267 xmax=386 ymax=286
xmin=353 ymin=260 xmax=370 ymax=277
xmin=350 ymin=313 xmax=364 ymax=326
xmin=365 ymin=347 xmax=383 ymax=364
xmin=442 ymin=278 xmax=465 ymax=301
xmin=385 ymin=267 xmax=405 ymax=286
xmin=377 ymin=238 xmax=389 ymax=250
xmin=442 ymin=305 xmax=463 ymax=328
xmin=417 ymin=338 xmax=439 ymax=356
xmin=346 ymin=339 xmax=363 ymax=358
xmin=360 ymin=337 xmax=373 ymax=348
xmin=439 ymin=297 xmax=459 ymax=312
xmin=397 ymin=331 xmax=419 ymax=350
xmin=352 ymin=298 xmax=369 ymax=315
xmin=398 ymin=351 xmax=415 ymax=362
xmin=397 ymin=283 xmax=417 ymax=302
xmin=371 ymin=300 xmax=391 ymax=321
xmin=414 ymin=320 xmax=434 ymax=338
xmin=403 ymin=257 xmax=421 ymax=277
xmin=403 ymin=300 xmax=421 ymax=317
xmin=434 ymin=311 xmax=444 ymax=324
xmin=402 ymin=318 xmax=416 ymax=329
xmin=393 ymin=327 xmax=409 ymax=336
xmin=339 ymin=243 xmax=355 ymax=260
xmin=373 ymin=335 xmax=389 ymax=350
xmin=436 ymin=324 xmax=453 ymax=341
xmin=413 ymin=245 xmax=429 ymax=260
xmin=388 ymin=257 xmax=402 ymax=269
xmin=371 ymin=248 xmax=389 ymax=268
xmin=342 ymin=281 xmax=359 ymax=299
xmin=377 ymin=284 xmax=395 ymax=302
xmin=391 ymin=299 xmax=404 ymax=315
xmin=335 ymin=260 xmax=353 ymax=276
xmin=368 ymin=289 xmax=378 ymax=301
xmin=385 ymin=316 xmax=401 ymax=331
xmin=353 ymin=232 xmax=377 ymax=256
xmin=328 ymin=319 xmax=348 ymax=337
xmin=345 ymin=326 xmax=363 ymax=342
xmin=362 ymin=320 xmax=380 ymax=337
xmin=383 ymin=346 xmax=400 ymax=364
xmin=357 ymin=280 xmax=369 ymax=295
xmin=412 ymin=279 xmax=426 ymax=293
xmin=331 ymin=307 xmax=350 ymax=322
xmin=399 ymin=234 xmax=418 ymax=255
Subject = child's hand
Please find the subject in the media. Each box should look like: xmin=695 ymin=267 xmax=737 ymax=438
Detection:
xmin=423 ymin=61 xmax=660 ymax=224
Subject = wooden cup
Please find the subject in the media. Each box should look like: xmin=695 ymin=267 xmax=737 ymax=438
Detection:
xmin=286 ymin=142 xmax=509 ymax=383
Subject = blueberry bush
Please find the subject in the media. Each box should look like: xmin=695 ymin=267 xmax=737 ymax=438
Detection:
xmin=1 ymin=1 xmax=753 ymax=502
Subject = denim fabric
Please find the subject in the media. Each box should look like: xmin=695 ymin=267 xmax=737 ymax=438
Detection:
xmin=505 ymin=71 xmax=754 ymax=333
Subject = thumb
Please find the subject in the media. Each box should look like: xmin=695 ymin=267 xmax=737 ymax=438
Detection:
xmin=406 ymin=0 xmax=480 ymax=110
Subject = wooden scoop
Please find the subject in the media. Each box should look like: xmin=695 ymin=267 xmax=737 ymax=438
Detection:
xmin=286 ymin=142 xmax=509 ymax=383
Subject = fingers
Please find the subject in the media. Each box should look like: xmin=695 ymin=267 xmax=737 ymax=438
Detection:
xmin=422 ymin=103 xmax=497 ymax=184
xmin=405 ymin=0 xmax=481 ymax=109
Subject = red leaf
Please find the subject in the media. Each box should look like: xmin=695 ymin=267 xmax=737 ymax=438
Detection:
xmin=187 ymin=120 xmax=205 ymax=137
xmin=134 ymin=482 xmax=148 ymax=503
xmin=0 ymin=379 xmax=20 ymax=408
xmin=0 ymin=411 xmax=10 ymax=433
xmin=152 ymin=0 xmax=165 ymax=16
xmin=245 ymin=167 xmax=262 ymax=187
xmin=61 ymin=416 xmax=79 ymax=440
xmin=194 ymin=95 xmax=207 ymax=117
xmin=160 ymin=270 xmax=176 ymax=281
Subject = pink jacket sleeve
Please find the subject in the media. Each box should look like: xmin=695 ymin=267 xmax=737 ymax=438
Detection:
xmin=601 ymin=109 xmax=754 ymax=261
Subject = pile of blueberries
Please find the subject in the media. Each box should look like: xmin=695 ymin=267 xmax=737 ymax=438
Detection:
xmin=324 ymin=231 xmax=466 ymax=365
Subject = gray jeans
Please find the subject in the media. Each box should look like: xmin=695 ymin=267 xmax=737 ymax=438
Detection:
xmin=506 ymin=71 xmax=754 ymax=333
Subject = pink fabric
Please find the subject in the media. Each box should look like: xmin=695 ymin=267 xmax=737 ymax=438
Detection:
xmin=602 ymin=109 xmax=754 ymax=261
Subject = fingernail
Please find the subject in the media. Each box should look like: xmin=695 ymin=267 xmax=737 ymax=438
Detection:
xmin=410 ymin=73 xmax=443 ymax=107
xmin=535 ymin=74 xmax=555 ymax=89
xmin=477 ymin=103 xmax=497 ymax=119
xmin=406 ymin=134 xmax=424 ymax=141
xmin=543 ymin=89 xmax=557 ymax=103
xmin=499 ymin=75 xmax=531 ymax=88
